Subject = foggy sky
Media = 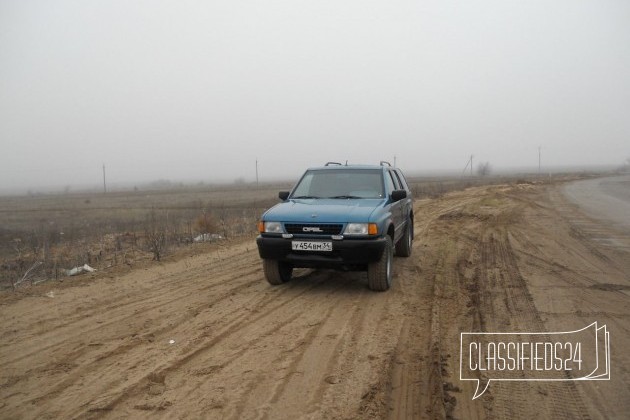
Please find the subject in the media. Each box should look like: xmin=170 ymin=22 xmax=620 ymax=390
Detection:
xmin=1 ymin=0 xmax=629 ymax=192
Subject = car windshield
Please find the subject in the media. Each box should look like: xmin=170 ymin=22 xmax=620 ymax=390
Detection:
xmin=291 ymin=169 xmax=385 ymax=199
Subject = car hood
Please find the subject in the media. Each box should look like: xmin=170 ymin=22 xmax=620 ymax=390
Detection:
xmin=263 ymin=198 xmax=385 ymax=223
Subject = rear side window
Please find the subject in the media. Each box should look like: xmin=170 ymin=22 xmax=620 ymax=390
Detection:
xmin=385 ymin=171 xmax=397 ymax=193
xmin=393 ymin=169 xmax=409 ymax=191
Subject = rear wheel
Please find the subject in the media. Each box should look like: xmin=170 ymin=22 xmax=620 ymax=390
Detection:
xmin=368 ymin=236 xmax=393 ymax=291
xmin=395 ymin=218 xmax=413 ymax=257
xmin=263 ymin=259 xmax=293 ymax=285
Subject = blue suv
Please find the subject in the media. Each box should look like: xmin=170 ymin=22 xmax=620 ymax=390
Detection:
xmin=256 ymin=162 xmax=414 ymax=291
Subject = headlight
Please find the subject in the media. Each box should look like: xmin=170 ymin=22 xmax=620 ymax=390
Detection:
xmin=344 ymin=223 xmax=378 ymax=235
xmin=259 ymin=221 xmax=283 ymax=233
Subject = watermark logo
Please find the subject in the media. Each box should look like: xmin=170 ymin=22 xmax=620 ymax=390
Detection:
xmin=460 ymin=322 xmax=610 ymax=399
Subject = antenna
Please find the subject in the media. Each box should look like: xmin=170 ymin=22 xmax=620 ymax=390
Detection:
xmin=255 ymin=158 xmax=259 ymax=187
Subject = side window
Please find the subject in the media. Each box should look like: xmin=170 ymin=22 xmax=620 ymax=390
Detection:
xmin=394 ymin=170 xmax=409 ymax=191
xmin=389 ymin=170 xmax=402 ymax=190
xmin=385 ymin=171 xmax=397 ymax=193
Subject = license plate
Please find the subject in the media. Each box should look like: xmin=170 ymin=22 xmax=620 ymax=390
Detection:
xmin=292 ymin=241 xmax=333 ymax=252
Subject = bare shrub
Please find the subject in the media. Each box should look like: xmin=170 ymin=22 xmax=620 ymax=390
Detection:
xmin=477 ymin=162 xmax=492 ymax=177
xmin=12 ymin=261 xmax=43 ymax=291
xmin=194 ymin=211 xmax=218 ymax=234
xmin=145 ymin=210 xmax=167 ymax=262
xmin=12 ymin=238 xmax=25 ymax=259
xmin=216 ymin=205 xmax=230 ymax=239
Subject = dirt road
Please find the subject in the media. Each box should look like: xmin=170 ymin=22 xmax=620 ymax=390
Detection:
xmin=1 ymin=180 xmax=629 ymax=419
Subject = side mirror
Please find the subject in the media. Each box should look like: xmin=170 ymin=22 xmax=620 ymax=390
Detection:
xmin=391 ymin=189 xmax=407 ymax=202
xmin=279 ymin=191 xmax=290 ymax=201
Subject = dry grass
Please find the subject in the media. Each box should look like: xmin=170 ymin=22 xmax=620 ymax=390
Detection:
xmin=0 ymin=182 xmax=291 ymax=290
xmin=0 ymin=172 xmax=598 ymax=290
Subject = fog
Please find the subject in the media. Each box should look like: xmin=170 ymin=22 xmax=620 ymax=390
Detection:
xmin=1 ymin=1 xmax=629 ymax=192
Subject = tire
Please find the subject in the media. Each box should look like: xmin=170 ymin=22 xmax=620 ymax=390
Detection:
xmin=368 ymin=236 xmax=393 ymax=291
xmin=395 ymin=218 xmax=413 ymax=257
xmin=263 ymin=259 xmax=293 ymax=285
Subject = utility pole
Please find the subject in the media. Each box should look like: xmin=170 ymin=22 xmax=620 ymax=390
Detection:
xmin=462 ymin=155 xmax=474 ymax=177
xmin=255 ymin=159 xmax=259 ymax=188
xmin=102 ymin=164 xmax=107 ymax=194
xmin=394 ymin=155 xmax=397 ymax=167
xmin=538 ymin=146 xmax=541 ymax=174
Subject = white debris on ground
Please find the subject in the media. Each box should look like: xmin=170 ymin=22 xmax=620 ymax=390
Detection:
xmin=66 ymin=264 xmax=96 ymax=276
xmin=193 ymin=233 xmax=224 ymax=243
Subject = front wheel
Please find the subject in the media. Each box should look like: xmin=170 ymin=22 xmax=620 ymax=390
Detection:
xmin=263 ymin=259 xmax=293 ymax=285
xmin=368 ymin=236 xmax=393 ymax=291
xmin=395 ymin=218 xmax=413 ymax=257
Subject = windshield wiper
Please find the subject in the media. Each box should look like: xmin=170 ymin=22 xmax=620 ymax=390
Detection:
xmin=291 ymin=195 xmax=320 ymax=199
xmin=328 ymin=195 xmax=363 ymax=199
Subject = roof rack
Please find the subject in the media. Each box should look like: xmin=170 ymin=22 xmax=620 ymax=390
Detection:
xmin=379 ymin=161 xmax=391 ymax=167
xmin=325 ymin=162 xmax=342 ymax=166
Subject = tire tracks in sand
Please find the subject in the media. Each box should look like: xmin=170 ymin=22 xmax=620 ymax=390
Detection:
xmin=2 ymin=183 xmax=627 ymax=419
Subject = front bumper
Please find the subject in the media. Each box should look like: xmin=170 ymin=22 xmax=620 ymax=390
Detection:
xmin=256 ymin=235 xmax=387 ymax=269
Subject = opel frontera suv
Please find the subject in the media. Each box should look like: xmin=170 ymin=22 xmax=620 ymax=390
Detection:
xmin=256 ymin=162 xmax=414 ymax=291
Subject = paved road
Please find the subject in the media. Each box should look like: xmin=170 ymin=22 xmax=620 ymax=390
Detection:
xmin=562 ymin=174 xmax=630 ymax=233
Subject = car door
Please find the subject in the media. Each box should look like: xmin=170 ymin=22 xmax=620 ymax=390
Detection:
xmin=386 ymin=170 xmax=404 ymax=242
xmin=393 ymin=169 xmax=412 ymax=222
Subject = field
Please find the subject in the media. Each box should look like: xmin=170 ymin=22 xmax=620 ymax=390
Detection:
xmin=0 ymin=183 xmax=289 ymax=289
xmin=1 ymin=175 xmax=629 ymax=419
xmin=0 ymin=177 xmax=509 ymax=290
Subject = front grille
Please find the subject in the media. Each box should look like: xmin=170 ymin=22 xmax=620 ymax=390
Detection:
xmin=285 ymin=223 xmax=343 ymax=235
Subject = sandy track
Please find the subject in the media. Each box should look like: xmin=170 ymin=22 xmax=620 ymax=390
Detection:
xmin=1 ymin=181 xmax=629 ymax=419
